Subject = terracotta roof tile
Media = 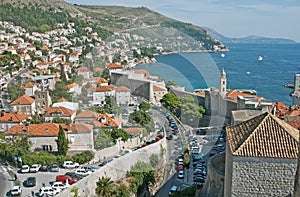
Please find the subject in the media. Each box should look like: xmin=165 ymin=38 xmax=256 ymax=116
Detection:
xmin=93 ymin=113 xmax=120 ymax=128
xmin=0 ymin=112 xmax=30 ymax=122
xmin=226 ymin=90 xmax=261 ymax=100
xmin=11 ymin=95 xmax=35 ymax=105
xmin=6 ymin=123 xmax=61 ymax=137
xmin=45 ymin=106 xmax=75 ymax=117
xmin=153 ymin=85 xmax=166 ymax=92
xmin=106 ymin=63 xmax=123 ymax=69
xmin=66 ymin=83 xmax=78 ymax=89
xmin=115 ymin=86 xmax=130 ymax=92
xmin=133 ymin=70 xmax=150 ymax=77
xmin=23 ymin=81 xmax=39 ymax=88
xmin=97 ymin=78 xmax=108 ymax=84
xmin=76 ymin=110 xmax=97 ymax=119
xmin=58 ymin=97 xmax=68 ymax=102
xmin=69 ymin=123 xmax=93 ymax=133
xmin=88 ymin=86 xmax=113 ymax=92
xmin=226 ymin=112 xmax=299 ymax=159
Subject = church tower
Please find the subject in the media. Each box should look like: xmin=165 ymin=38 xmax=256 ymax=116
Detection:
xmin=219 ymin=68 xmax=227 ymax=98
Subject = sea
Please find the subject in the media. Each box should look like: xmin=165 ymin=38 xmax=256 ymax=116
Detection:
xmin=134 ymin=43 xmax=300 ymax=106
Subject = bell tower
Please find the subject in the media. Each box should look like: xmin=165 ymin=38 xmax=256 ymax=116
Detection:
xmin=219 ymin=68 xmax=227 ymax=98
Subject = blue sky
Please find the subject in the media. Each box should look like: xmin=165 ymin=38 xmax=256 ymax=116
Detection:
xmin=65 ymin=0 xmax=300 ymax=42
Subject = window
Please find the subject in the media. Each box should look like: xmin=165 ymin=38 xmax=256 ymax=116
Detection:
xmin=223 ymin=81 xmax=225 ymax=85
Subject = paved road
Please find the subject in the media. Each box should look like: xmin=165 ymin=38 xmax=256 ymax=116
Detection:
xmin=0 ymin=165 xmax=15 ymax=197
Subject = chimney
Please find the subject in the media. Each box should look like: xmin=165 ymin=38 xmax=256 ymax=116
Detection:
xmin=45 ymin=128 xmax=48 ymax=132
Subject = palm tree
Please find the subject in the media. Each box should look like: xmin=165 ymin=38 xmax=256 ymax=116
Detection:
xmin=95 ymin=177 xmax=114 ymax=197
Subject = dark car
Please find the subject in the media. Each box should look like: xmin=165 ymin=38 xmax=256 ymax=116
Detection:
xmin=25 ymin=177 xmax=36 ymax=187
xmin=49 ymin=164 xmax=59 ymax=172
xmin=65 ymin=172 xmax=84 ymax=180
xmin=40 ymin=164 xmax=49 ymax=172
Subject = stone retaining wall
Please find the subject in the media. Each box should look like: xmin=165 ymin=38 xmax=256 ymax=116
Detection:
xmin=57 ymin=138 xmax=167 ymax=197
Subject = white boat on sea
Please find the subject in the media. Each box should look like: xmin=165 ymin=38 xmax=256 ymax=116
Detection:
xmin=258 ymin=56 xmax=263 ymax=61
xmin=221 ymin=53 xmax=225 ymax=58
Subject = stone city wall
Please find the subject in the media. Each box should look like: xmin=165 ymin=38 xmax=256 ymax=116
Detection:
xmin=231 ymin=157 xmax=297 ymax=197
xmin=57 ymin=138 xmax=167 ymax=197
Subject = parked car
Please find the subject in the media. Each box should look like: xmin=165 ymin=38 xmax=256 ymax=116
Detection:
xmin=56 ymin=175 xmax=77 ymax=185
xmin=40 ymin=164 xmax=49 ymax=172
xmin=39 ymin=186 xmax=56 ymax=196
xmin=52 ymin=181 xmax=68 ymax=190
xmin=169 ymin=185 xmax=178 ymax=196
xmin=11 ymin=186 xmax=22 ymax=196
xmin=30 ymin=164 xmax=41 ymax=173
xmin=178 ymin=158 xmax=184 ymax=165
xmin=25 ymin=177 xmax=36 ymax=187
xmin=65 ymin=172 xmax=84 ymax=180
xmin=193 ymin=176 xmax=205 ymax=183
xmin=21 ymin=165 xmax=30 ymax=173
xmin=177 ymin=170 xmax=184 ymax=179
xmin=49 ymin=164 xmax=59 ymax=172
xmin=62 ymin=161 xmax=79 ymax=169
xmin=81 ymin=165 xmax=96 ymax=173
xmin=75 ymin=168 xmax=92 ymax=176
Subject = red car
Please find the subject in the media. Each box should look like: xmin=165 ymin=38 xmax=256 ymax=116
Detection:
xmin=56 ymin=175 xmax=77 ymax=185
xmin=178 ymin=164 xmax=184 ymax=172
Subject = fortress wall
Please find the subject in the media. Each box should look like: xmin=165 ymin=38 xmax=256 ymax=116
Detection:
xmin=57 ymin=138 xmax=167 ymax=197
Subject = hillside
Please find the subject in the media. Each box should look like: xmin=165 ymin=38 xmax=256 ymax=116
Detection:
xmin=204 ymin=27 xmax=296 ymax=44
xmin=0 ymin=0 xmax=226 ymax=52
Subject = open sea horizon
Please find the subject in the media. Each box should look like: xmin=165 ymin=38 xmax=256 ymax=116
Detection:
xmin=135 ymin=43 xmax=300 ymax=106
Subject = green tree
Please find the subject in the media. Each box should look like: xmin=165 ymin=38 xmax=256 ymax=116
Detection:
xmin=166 ymin=80 xmax=176 ymax=89
xmin=94 ymin=130 xmax=113 ymax=149
xmin=30 ymin=114 xmax=45 ymax=124
xmin=179 ymin=95 xmax=205 ymax=127
xmin=161 ymin=93 xmax=181 ymax=113
xmin=8 ymin=84 xmax=25 ymax=101
xmin=130 ymin=161 xmax=155 ymax=194
xmin=52 ymin=118 xmax=72 ymax=124
xmin=56 ymin=125 xmax=68 ymax=156
xmin=128 ymin=111 xmax=155 ymax=132
xmin=110 ymin=128 xmax=130 ymax=143
xmin=101 ymin=96 xmax=121 ymax=115
xmin=52 ymin=82 xmax=72 ymax=102
xmin=95 ymin=177 xmax=114 ymax=197
xmin=114 ymin=184 xmax=130 ymax=197
xmin=139 ymin=102 xmax=151 ymax=111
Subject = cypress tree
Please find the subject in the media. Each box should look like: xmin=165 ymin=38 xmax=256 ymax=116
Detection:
xmin=57 ymin=125 xmax=68 ymax=156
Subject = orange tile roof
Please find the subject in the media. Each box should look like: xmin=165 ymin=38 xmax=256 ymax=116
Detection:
xmin=226 ymin=112 xmax=299 ymax=159
xmin=106 ymin=63 xmax=123 ymax=69
xmin=76 ymin=110 xmax=98 ymax=119
xmin=23 ymin=81 xmax=39 ymax=88
xmin=97 ymin=78 xmax=108 ymax=84
xmin=69 ymin=123 xmax=93 ymax=133
xmin=0 ymin=112 xmax=30 ymax=122
xmin=6 ymin=123 xmax=61 ymax=137
xmin=273 ymin=101 xmax=289 ymax=118
xmin=193 ymin=91 xmax=205 ymax=97
xmin=11 ymin=95 xmax=35 ymax=105
xmin=94 ymin=67 xmax=104 ymax=72
xmin=153 ymin=85 xmax=166 ymax=92
xmin=123 ymin=127 xmax=144 ymax=133
xmin=226 ymin=90 xmax=261 ymax=100
xmin=115 ymin=86 xmax=130 ymax=92
xmin=45 ymin=106 xmax=75 ymax=117
xmin=93 ymin=113 xmax=120 ymax=128
xmin=66 ymin=83 xmax=78 ymax=89
xmin=58 ymin=97 xmax=69 ymax=102
xmin=133 ymin=70 xmax=150 ymax=77
xmin=88 ymin=86 xmax=113 ymax=93
xmin=286 ymin=106 xmax=300 ymax=117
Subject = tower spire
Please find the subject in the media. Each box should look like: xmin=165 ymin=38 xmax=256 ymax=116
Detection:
xmin=219 ymin=68 xmax=227 ymax=98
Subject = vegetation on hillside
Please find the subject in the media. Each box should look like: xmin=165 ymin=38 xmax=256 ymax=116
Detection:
xmin=0 ymin=3 xmax=111 ymax=38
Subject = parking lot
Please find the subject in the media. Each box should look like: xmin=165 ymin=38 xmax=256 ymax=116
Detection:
xmin=15 ymin=165 xmax=99 ymax=197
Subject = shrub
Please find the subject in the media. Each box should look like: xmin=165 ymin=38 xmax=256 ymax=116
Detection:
xmin=72 ymin=151 xmax=94 ymax=164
